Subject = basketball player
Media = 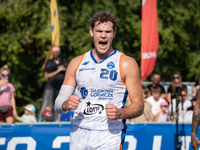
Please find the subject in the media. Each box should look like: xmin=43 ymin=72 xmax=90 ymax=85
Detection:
xmin=55 ymin=11 xmax=144 ymax=150
xmin=191 ymin=89 xmax=200 ymax=150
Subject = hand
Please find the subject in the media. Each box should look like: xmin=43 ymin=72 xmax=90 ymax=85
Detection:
xmin=62 ymin=95 xmax=82 ymax=111
xmin=0 ymin=79 xmax=8 ymax=87
xmin=57 ymin=65 xmax=66 ymax=72
xmin=191 ymin=133 xmax=200 ymax=150
xmin=105 ymin=104 xmax=122 ymax=120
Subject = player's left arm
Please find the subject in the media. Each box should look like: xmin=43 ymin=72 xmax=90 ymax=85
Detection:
xmin=106 ymin=55 xmax=144 ymax=120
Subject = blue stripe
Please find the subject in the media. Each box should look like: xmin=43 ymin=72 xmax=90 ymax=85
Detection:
xmin=122 ymin=90 xmax=128 ymax=131
xmin=90 ymin=49 xmax=117 ymax=64
xmin=90 ymin=49 xmax=97 ymax=63
xmin=122 ymin=90 xmax=128 ymax=108
xmin=120 ymin=128 xmax=126 ymax=149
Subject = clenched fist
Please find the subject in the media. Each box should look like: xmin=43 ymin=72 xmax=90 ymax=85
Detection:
xmin=105 ymin=104 xmax=122 ymax=120
xmin=62 ymin=95 xmax=82 ymax=111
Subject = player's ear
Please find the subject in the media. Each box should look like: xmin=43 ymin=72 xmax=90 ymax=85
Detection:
xmin=89 ymin=28 xmax=93 ymax=37
xmin=113 ymin=29 xmax=116 ymax=38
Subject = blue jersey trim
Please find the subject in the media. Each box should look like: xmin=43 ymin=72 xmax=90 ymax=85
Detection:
xmin=122 ymin=90 xmax=128 ymax=130
xmin=90 ymin=49 xmax=117 ymax=64
xmin=90 ymin=49 xmax=97 ymax=63
xmin=120 ymin=128 xmax=126 ymax=149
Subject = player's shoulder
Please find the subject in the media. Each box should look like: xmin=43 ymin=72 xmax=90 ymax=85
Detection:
xmin=69 ymin=55 xmax=85 ymax=66
xmin=120 ymin=54 xmax=139 ymax=76
xmin=121 ymin=54 xmax=138 ymax=67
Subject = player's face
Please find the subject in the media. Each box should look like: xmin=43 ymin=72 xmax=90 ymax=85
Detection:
xmin=90 ymin=21 xmax=116 ymax=56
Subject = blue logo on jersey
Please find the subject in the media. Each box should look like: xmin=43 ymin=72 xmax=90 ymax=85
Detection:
xmin=106 ymin=62 xmax=115 ymax=69
xmin=82 ymin=61 xmax=90 ymax=65
xmin=80 ymin=87 xmax=88 ymax=99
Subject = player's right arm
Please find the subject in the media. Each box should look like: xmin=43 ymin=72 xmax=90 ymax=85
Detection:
xmin=54 ymin=55 xmax=83 ymax=114
xmin=191 ymin=89 xmax=200 ymax=150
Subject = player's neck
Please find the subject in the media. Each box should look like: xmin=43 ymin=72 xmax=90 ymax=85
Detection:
xmin=92 ymin=48 xmax=115 ymax=63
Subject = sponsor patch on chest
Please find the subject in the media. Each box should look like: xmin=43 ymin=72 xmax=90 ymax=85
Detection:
xmin=82 ymin=100 xmax=107 ymax=117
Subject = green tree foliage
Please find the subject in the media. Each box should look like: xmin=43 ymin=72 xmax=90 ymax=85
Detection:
xmin=0 ymin=0 xmax=51 ymax=114
xmin=0 ymin=0 xmax=199 ymax=114
xmin=156 ymin=1 xmax=200 ymax=81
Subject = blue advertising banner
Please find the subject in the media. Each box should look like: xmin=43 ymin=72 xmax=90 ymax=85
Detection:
xmin=0 ymin=122 xmax=198 ymax=150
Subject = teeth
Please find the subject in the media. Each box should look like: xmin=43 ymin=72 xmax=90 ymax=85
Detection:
xmin=100 ymin=41 xmax=107 ymax=43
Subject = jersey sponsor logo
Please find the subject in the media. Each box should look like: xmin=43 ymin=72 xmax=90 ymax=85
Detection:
xmin=82 ymin=100 xmax=106 ymax=116
xmin=79 ymin=68 xmax=95 ymax=72
xmin=82 ymin=61 xmax=90 ymax=65
xmin=106 ymin=61 xmax=115 ymax=69
xmin=90 ymin=88 xmax=113 ymax=100
xmin=80 ymin=87 xmax=88 ymax=99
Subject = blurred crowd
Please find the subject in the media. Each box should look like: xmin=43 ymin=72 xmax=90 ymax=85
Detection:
xmin=0 ymin=46 xmax=199 ymax=124
xmin=127 ymin=73 xmax=199 ymax=123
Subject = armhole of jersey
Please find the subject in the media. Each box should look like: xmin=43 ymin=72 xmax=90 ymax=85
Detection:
xmin=119 ymin=54 xmax=126 ymax=86
xmin=75 ymin=54 xmax=85 ymax=77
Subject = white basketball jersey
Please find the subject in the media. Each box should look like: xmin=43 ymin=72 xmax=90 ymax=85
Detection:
xmin=72 ymin=49 xmax=127 ymax=130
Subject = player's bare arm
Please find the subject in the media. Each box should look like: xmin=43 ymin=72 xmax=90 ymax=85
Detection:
xmin=191 ymin=89 xmax=200 ymax=150
xmin=106 ymin=55 xmax=144 ymax=120
xmin=54 ymin=56 xmax=82 ymax=114
xmin=62 ymin=56 xmax=83 ymax=110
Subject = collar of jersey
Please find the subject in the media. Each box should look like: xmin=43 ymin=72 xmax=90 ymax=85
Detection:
xmin=90 ymin=49 xmax=117 ymax=64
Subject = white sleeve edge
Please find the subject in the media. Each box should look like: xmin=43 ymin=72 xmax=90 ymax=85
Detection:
xmin=54 ymin=85 xmax=75 ymax=114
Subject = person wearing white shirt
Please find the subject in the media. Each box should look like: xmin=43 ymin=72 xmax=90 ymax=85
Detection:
xmin=146 ymin=85 xmax=166 ymax=116
xmin=168 ymin=86 xmax=192 ymax=122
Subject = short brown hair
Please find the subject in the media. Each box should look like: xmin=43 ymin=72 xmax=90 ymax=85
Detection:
xmin=151 ymin=85 xmax=161 ymax=93
xmin=181 ymin=86 xmax=187 ymax=94
xmin=88 ymin=11 xmax=119 ymax=30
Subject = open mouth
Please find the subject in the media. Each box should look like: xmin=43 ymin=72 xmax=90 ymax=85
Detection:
xmin=99 ymin=41 xmax=107 ymax=47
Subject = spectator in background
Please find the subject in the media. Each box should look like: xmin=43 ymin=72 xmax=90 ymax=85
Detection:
xmin=41 ymin=109 xmax=53 ymax=122
xmin=192 ymin=75 xmax=200 ymax=98
xmin=0 ymin=65 xmax=17 ymax=124
xmin=146 ymin=85 xmax=166 ymax=116
xmin=39 ymin=106 xmax=52 ymax=121
xmin=143 ymin=86 xmax=151 ymax=99
xmin=166 ymin=71 xmax=187 ymax=103
xmin=127 ymin=86 xmax=154 ymax=122
xmin=168 ymin=86 xmax=192 ymax=122
xmin=147 ymin=73 xmax=166 ymax=99
xmin=184 ymin=95 xmax=197 ymax=123
xmin=154 ymin=101 xmax=169 ymax=122
xmin=38 ymin=45 xmax=68 ymax=121
xmin=15 ymin=104 xmax=37 ymax=123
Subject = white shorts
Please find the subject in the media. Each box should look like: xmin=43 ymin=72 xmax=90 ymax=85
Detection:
xmin=70 ymin=125 xmax=126 ymax=150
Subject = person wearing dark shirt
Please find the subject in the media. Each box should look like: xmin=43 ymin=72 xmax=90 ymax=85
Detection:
xmin=38 ymin=45 xmax=68 ymax=121
xmin=166 ymin=71 xmax=187 ymax=103
xmin=147 ymin=73 xmax=166 ymax=99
